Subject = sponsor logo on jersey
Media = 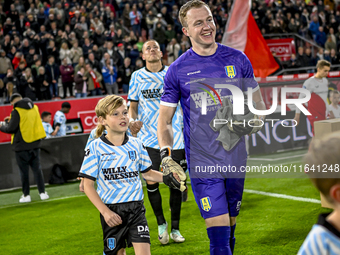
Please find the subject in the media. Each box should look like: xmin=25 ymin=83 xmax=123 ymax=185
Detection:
xmin=200 ymin=197 xmax=212 ymax=212
xmin=107 ymin=238 xmax=116 ymax=250
xmin=225 ymin=65 xmax=236 ymax=79
xmin=141 ymin=89 xmax=162 ymax=99
xmin=102 ymin=166 xmax=139 ymax=180
xmin=128 ymin=151 xmax=137 ymax=161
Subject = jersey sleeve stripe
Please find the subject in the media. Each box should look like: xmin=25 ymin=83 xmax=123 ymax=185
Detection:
xmin=140 ymin=166 xmax=152 ymax=173
xmin=78 ymin=173 xmax=96 ymax=181
xmin=160 ymin=101 xmax=178 ymax=107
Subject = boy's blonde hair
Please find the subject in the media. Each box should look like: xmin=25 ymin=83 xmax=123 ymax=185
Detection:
xmin=94 ymin=95 xmax=125 ymax=138
xmin=179 ymin=0 xmax=210 ymax=27
xmin=304 ymin=132 xmax=340 ymax=203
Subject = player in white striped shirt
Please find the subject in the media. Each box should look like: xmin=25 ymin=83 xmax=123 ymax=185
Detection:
xmin=128 ymin=40 xmax=187 ymax=244
xmin=79 ymin=95 xmax=183 ymax=255
xmin=298 ymin=132 xmax=340 ymax=255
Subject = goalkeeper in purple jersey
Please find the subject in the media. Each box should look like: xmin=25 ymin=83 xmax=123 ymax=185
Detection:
xmin=157 ymin=1 xmax=266 ymax=254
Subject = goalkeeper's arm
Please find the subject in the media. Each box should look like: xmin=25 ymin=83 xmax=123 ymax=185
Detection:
xmin=157 ymin=104 xmax=176 ymax=148
xmin=157 ymin=104 xmax=187 ymax=191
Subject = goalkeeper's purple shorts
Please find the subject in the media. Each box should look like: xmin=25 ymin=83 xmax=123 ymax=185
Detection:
xmin=190 ymin=176 xmax=245 ymax=219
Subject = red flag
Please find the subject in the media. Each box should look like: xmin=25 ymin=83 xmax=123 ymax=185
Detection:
xmin=222 ymin=1 xmax=279 ymax=77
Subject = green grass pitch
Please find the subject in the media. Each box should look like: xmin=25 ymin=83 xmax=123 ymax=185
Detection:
xmin=0 ymin=149 xmax=332 ymax=254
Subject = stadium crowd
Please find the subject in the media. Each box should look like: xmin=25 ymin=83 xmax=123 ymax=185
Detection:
xmin=253 ymin=0 xmax=340 ymax=69
xmin=0 ymin=0 xmax=230 ymax=103
xmin=1 ymin=0 xmax=340 ymax=103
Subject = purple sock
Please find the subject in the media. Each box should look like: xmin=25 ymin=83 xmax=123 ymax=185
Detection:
xmin=207 ymin=226 xmax=232 ymax=255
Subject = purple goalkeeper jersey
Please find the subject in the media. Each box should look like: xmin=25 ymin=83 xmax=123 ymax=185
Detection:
xmin=160 ymin=43 xmax=259 ymax=178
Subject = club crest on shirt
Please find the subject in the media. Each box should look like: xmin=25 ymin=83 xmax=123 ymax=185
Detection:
xmin=225 ymin=65 xmax=236 ymax=79
xmin=128 ymin=151 xmax=137 ymax=161
xmin=107 ymin=238 xmax=116 ymax=250
xmin=200 ymin=197 xmax=212 ymax=212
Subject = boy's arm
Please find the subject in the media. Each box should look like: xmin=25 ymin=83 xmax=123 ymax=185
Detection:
xmin=142 ymin=169 xmax=184 ymax=191
xmin=142 ymin=169 xmax=163 ymax=183
xmin=83 ymin=178 xmax=122 ymax=227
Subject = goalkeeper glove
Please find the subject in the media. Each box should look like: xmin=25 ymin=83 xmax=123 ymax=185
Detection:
xmin=160 ymin=146 xmax=187 ymax=192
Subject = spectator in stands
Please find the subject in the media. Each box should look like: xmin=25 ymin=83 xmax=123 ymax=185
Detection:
xmin=325 ymin=35 xmax=337 ymax=52
xmin=154 ymin=22 xmax=167 ymax=54
xmin=2 ymin=35 xmax=11 ymax=53
xmin=87 ymin=52 xmax=101 ymax=73
xmin=26 ymin=47 xmax=36 ymax=68
xmin=324 ymin=50 xmax=332 ymax=62
xmin=74 ymin=56 xmax=86 ymax=76
xmin=128 ymin=44 xmax=140 ymax=66
xmin=129 ymin=3 xmax=142 ymax=36
xmin=304 ymin=48 xmax=314 ymax=67
xmin=20 ymin=68 xmax=36 ymax=101
xmin=0 ymin=93 xmax=48 ymax=203
xmin=14 ymin=62 xmax=26 ymax=96
xmin=84 ymin=63 xmax=103 ymax=96
xmin=154 ymin=13 xmax=168 ymax=30
xmin=100 ymin=52 xmax=114 ymax=70
xmin=166 ymin=38 xmax=180 ymax=65
xmin=316 ymin=26 xmax=327 ymax=47
xmin=135 ymin=59 xmax=144 ymax=70
xmin=70 ymin=40 xmax=83 ymax=68
xmin=296 ymin=47 xmax=309 ymax=67
xmin=287 ymin=18 xmax=299 ymax=33
xmin=59 ymin=58 xmax=74 ymax=99
xmin=316 ymin=47 xmax=326 ymax=61
xmin=79 ymin=16 xmax=88 ymax=31
xmin=165 ymin=24 xmax=176 ymax=43
xmin=46 ymin=40 xmax=59 ymax=64
xmin=309 ymin=16 xmax=320 ymax=39
xmin=329 ymin=27 xmax=337 ymax=44
xmin=12 ymin=52 xmax=26 ymax=70
xmin=287 ymin=53 xmax=302 ymax=70
xmin=45 ymin=56 xmax=60 ymax=99
xmin=146 ymin=10 xmax=157 ymax=39
xmin=53 ymin=101 xmax=71 ymax=137
xmin=82 ymin=37 xmax=93 ymax=60
xmin=41 ymin=111 xmax=57 ymax=138
xmin=102 ymin=58 xmax=118 ymax=95
xmin=35 ymin=66 xmax=49 ymax=101
xmin=59 ymin=42 xmax=72 ymax=65
xmin=116 ymin=42 xmax=128 ymax=68
xmin=118 ymin=57 xmax=134 ymax=94
xmin=330 ymin=49 xmax=339 ymax=65
xmin=74 ymin=66 xmax=88 ymax=98
xmin=93 ymin=28 xmax=106 ymax=48
xmin=3 ymin=68 xmax=17 ymax=94
xmin=92 ymin=45 xmax=103 ymax=63
xmin=91 ymin=16 xmax=105 ymax=34
xmin=0 ymin=50 xmax=13 ymax=79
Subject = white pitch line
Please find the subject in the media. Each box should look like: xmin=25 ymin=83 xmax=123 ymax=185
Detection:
xmin=0 ymin=194 xmax=86 ymax=210
xmin=244 ymin=189 xmax=320 ymax=203
xmin=0 ymin=188 xmax=321 ymax=210
xmin=248 ymin=153 xmax=306 ymax=161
